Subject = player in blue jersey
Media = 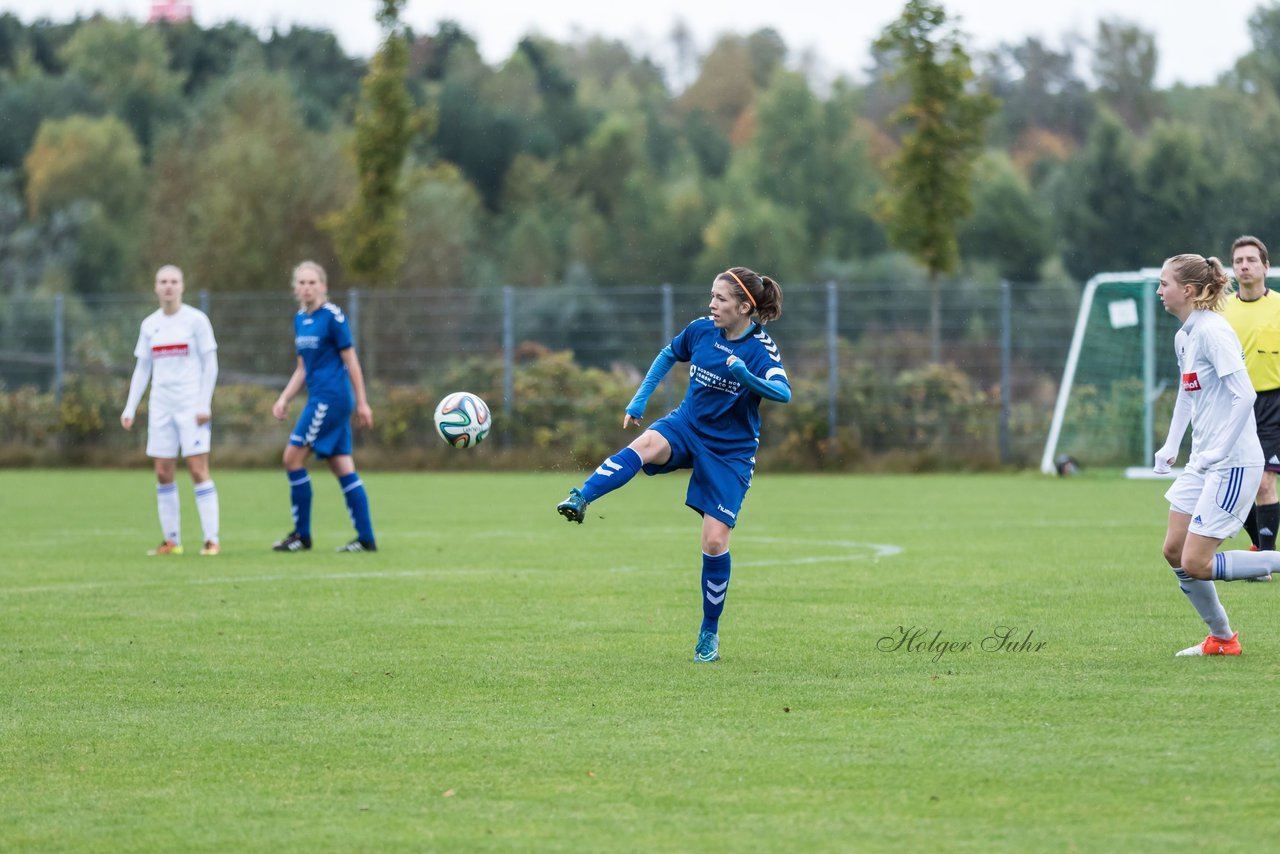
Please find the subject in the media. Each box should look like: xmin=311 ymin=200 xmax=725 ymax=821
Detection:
xmin=556 ymin=267 xmax=789 ymax=663
xmin=270 ymin=261 xmax=377 ymax=553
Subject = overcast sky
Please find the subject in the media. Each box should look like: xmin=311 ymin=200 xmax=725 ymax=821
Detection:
xmin=0 ymin=0 xmax=1265 ymax=88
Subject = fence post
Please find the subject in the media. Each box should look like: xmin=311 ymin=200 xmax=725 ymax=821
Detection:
xmin=661 ymin=283 xmax=674 ymax=413
xmin=999 ymin=280 xmax=1012 ymax=465
xmin=346 ymin=288 xmax=366 ymax=382
xmin=827 ymin=281 xmax=838 ymax=446
xmin=346 ymin=287 xmax=360 ymax=347
xmin=503 ymin=285 xmax=515 ymax=449
xmin=53 ymin=293 xmax=65 ymax=406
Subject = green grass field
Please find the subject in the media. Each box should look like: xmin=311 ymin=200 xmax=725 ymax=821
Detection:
xmin=3 ymin=468 xmax=1278 ymax=850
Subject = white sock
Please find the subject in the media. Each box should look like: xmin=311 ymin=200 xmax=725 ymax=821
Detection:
xmin=1173 ymin=568 xmax=1232 ymax=638
xmin=194 ymin=480 xmax=219 ymax=544
xmin=1213 ymin=550 xmax=1280 ymax=581
xmin=157 ymin=482 xmax=180 ymax=544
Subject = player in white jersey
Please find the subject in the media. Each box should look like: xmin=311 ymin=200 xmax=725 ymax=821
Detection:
xmin=120 ymin=265 xmax=221 ymax=556
xmin=1153 ymin=254 xmax=1280 ymax=656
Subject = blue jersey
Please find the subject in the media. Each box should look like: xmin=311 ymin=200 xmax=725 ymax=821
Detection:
xmin=294 ymin=302 xmax=354 ymax=405
xmin=669 ymin=317 xmax=788 ymax=455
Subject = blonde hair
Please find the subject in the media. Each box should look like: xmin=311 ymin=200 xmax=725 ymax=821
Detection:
xmin=292 ymin=260 xmax=328 ymax=286
xmin=1166 ymin=254 xmax=1230 ymax=311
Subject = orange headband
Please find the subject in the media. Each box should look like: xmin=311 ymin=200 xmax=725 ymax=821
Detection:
xmin=724 ymin=270 xmax=757 ymax=309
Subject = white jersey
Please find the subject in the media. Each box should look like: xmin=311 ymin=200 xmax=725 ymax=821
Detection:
xmin=1175 ymin=310 xmax=1262 ymax=466
xmin=132 ymin=304 xmax=218 ymax=413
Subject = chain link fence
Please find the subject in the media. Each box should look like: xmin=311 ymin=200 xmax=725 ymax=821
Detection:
xmin=0 ymin=281 xmax=1081 ymax=469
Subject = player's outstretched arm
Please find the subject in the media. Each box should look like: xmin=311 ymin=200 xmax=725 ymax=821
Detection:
xmin=624 ymin=345 xmax=678 ymax=426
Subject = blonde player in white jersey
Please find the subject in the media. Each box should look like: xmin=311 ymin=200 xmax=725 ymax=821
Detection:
xmin=1154 ymin=254 xmax=1280 ymax=657
xmin=120 ymin=265 xmax=220 ymax=556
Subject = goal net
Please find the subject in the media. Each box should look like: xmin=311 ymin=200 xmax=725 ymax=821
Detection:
xmin=1042 ymin=269 xmax=1280 ymax=477
xmin=1041 ymin=271 xmax=1181 ymax=477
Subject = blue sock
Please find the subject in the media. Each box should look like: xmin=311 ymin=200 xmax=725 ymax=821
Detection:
xmin=339 ymin=471 xmax=375 ymax=544
xmin=700 ymin=551 xmax=731 ymax=633
xmin=580 ymin=447 xmax=643 ymax=503
xmin=288 ymin=468 xmax=312 ymax=538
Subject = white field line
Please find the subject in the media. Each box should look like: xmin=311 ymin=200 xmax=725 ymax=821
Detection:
xmin=1 ymin=536 xmax=902 ymax=595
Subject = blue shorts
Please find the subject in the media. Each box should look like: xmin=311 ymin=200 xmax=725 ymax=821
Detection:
xmin=643 ymin=410 xmax=755 ymax=528
xmin=289 ymin=398 xmax=353 ymax=459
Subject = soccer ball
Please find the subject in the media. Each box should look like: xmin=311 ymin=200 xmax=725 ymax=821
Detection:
xmin=433 ymin=391 xmax=491 ymax=448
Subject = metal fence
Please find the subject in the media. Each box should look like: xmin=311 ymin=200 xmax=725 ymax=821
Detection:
xmin=0 ymin=280 xmax=1082 ymax=466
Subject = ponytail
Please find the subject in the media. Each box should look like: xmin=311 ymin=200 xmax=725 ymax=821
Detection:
xmin=719 ymin=267 xmax=783 ymax=323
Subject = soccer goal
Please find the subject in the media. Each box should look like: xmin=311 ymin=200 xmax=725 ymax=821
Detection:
xmin=1041 ymin=271 xmax=1178 ymax=477
xmin=1041 ymin=269 xmax=1280 ymax=477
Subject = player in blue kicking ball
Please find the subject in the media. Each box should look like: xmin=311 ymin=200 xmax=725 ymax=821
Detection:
xmin=270 ymin=261 xmax=377 ymax=553
xmin=557 ymin=267 xmax=790 ymax=662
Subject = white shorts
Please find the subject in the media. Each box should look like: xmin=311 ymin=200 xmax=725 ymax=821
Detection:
xmin=146 ymin=408 xmax=212 ymax=459
xmin=1164 ymin=465 xmax=1261 ymax=540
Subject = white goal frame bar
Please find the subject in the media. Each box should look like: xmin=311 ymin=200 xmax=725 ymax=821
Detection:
xmin=1040 ymin=271 xmax=1161 ymax=476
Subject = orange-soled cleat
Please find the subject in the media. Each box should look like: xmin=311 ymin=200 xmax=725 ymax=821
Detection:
xmin=1175 ymin=632 xmax=1241 ymax=657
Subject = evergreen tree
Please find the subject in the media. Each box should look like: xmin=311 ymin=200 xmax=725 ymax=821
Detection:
xmin=873 ymin=0 xmax=996 ymax=360
xmin=330 ymin=0 xmax=415 ymax=287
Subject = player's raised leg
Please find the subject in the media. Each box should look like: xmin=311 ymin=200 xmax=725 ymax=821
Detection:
xmin=557 ymin=448 xmax=641 ymax=523
xmin=558 ymin=430 xmax=670 ymax=523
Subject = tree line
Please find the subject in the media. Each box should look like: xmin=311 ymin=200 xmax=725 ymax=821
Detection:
xmin=4 ymin=1 xmax=1280 ymax=301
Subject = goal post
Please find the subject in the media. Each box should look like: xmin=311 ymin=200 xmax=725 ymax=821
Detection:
xmin=1042 ymin=269 xmax=1280 ymax=477
xmin=1041 ymin=270 xmax=1172 ymax=477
